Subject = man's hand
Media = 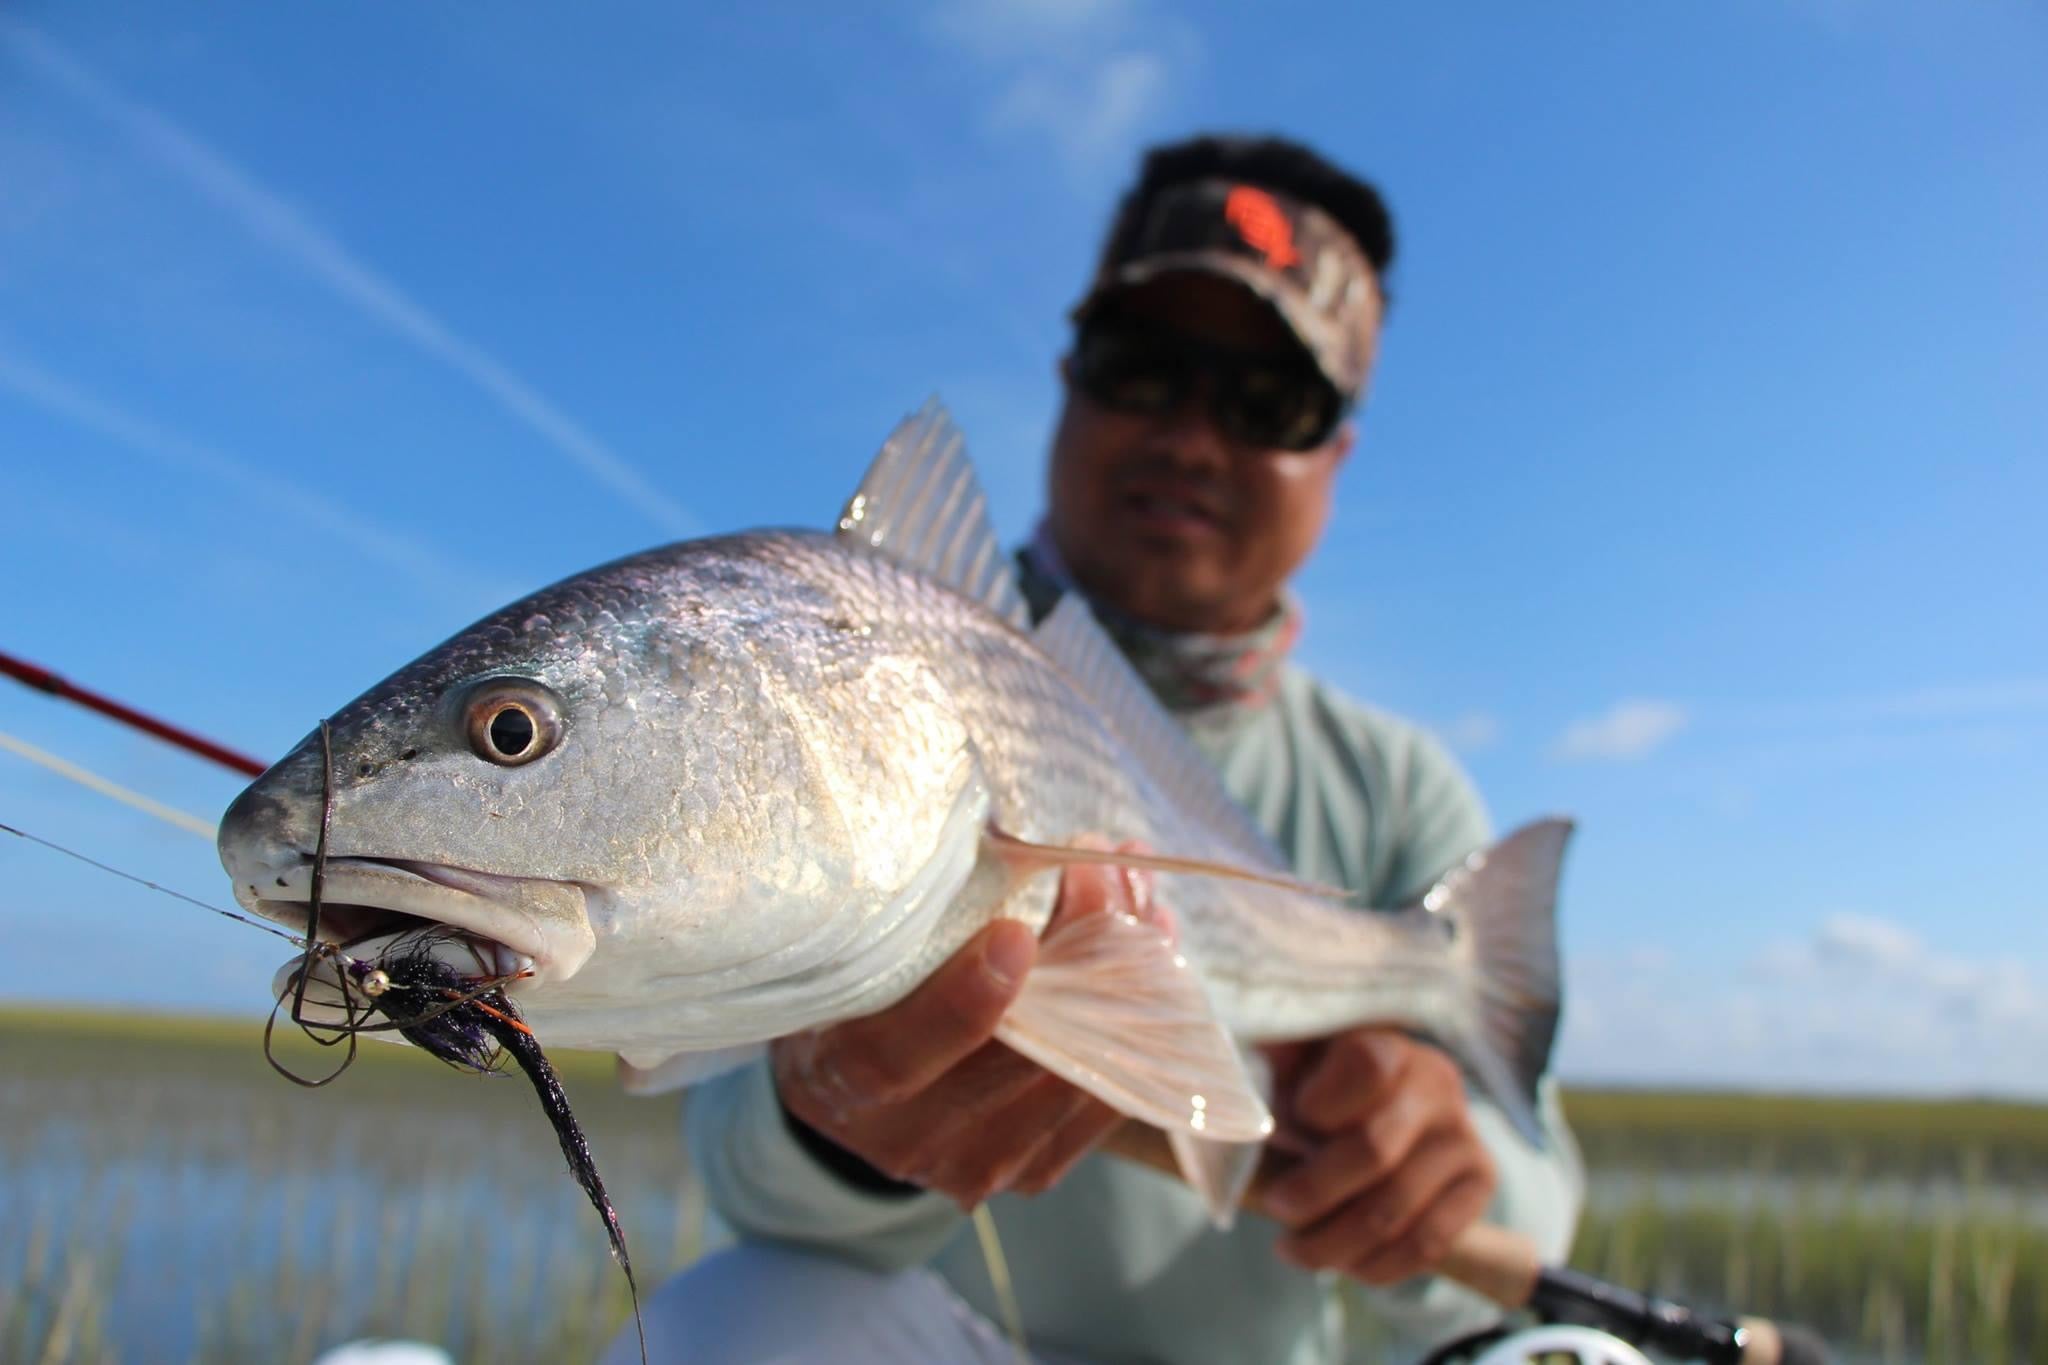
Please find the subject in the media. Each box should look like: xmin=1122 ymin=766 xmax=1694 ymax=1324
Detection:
xmin=772 ymin=852 xmax=1158 ymax=1209
xmin=1260 ymin=1029 xmax=1497 ymax=1285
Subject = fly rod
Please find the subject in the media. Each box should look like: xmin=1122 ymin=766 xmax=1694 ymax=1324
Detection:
xmin=0 ymin=648 xmax=266 ymax=776
xmin=1102 ymin=1124 xmax=1832 ymax=1365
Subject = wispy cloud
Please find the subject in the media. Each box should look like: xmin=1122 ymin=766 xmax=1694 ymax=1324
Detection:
xmin=1756 ymin=913 xmax=2041 ymax=1020
xmin=1750 ymin=679 xmax=2048 ymax=729
xmin=1562 ymin=916 xmax=2048 ymax=1097
xmin=929 ymin=0 xmax=1199 ymax=179
xmin=0 ymin=347 xmax=512 ymax=608
xmin=1552 ymin=699 xmax=1689 ymax=762
xmin=0 ymin=19 xmax=696 ymax=536
xmin=1441 ymin=711 xmax=1503 ymax=754
xmin=988 ymin=53 xmax=1170 ymax=174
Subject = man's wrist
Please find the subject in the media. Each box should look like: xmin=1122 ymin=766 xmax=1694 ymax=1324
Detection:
xmin=775 ymin=1093 xmax=925 ymax=1198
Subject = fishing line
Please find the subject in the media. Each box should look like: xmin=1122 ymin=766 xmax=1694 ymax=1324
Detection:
xmin=8 ymin=710 xmax=647 ymax=1356
xmin=262 ymin=728 xmax=539 ymax=1086
xmin=0 ymin=727 xmax=217 ymax=839
xmin=0 ymin=819 xmax=302 ymax=946
xmin=971 ymin=1204 xmax=1030 ymax=1365
xmin=0 ymin=820 xmax=532 ymax=1097
xmin=267 ymin=719 xmax=352 ymax=1086
xmin=0 ymin=818 xmax=524 ymax=1018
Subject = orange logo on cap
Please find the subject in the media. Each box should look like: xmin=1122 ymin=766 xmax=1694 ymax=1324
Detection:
xmin=1224 ymin=186 xmax=1300 ymax=271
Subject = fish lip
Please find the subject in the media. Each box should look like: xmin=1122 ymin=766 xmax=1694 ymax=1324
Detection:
xmin=248 ymin=858 xmax=554 ymax=972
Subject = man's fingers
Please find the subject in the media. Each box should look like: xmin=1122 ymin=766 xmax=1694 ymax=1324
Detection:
xmin=919 ymin=1074 xmax=1078 ymax=1206
xmin=1043 ymin=840 xmax=1157 ymax=937
xmin=1274 ymin=1124 xmax=1487 ymax=1273
xmin=824 ymin=1040 xmax=1054 ymax=1186
xmin=1289 ymin=1030 xmax=1410 ymax=1134
xmin=1010 ymin=1092 xmax=1124 ymax=1195
xmin=1350 ymin=1167 xmax=1496 ymax=1286
xmin=1263 ymin=1131 xmax=1392 ymax=1229
xmin=781 ymin=919 xmax=1036 ymax=1111
xmin=1265 ymin=1077 xmax=1433 ymax=1225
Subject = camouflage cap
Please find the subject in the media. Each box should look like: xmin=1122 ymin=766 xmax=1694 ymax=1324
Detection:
xmin=1072 ymin=176 xmax=1382 ymax=399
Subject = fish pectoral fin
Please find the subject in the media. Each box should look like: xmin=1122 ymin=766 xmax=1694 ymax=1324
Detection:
xmin=1169 ymin=1042 xmax=1272 ymax=1227
xmin=1169 ymin=1129 xmax=1266 ymax=1230
xmin=982 ymin=826 xmax=1350 ymax=902
xmin=992 ymin=908 xmax=1273 ymax=1145
xmin=616 ymin=1043 xmax=765 ymax=1095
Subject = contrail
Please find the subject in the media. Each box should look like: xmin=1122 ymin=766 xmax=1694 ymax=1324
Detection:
xmin=1 ymin=19 xmax=698 ymax=536
xmin=0 ymin=346 xmax=515 ymax=608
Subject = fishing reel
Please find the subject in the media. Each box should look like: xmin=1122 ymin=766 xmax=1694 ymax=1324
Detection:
xmin=1419 ymin=1300 xmax=1831 ymax=1365
xmin=1423 ymin=1322 xmax=1653 ymax=1365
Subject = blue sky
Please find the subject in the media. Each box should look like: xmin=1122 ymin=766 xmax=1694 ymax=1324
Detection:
xmin=2 ymin=1 xmax=2042 ymax=1096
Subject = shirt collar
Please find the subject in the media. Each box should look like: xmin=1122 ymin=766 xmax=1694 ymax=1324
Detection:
xmin=1018 ymin=520 xmax=1301 ymax=714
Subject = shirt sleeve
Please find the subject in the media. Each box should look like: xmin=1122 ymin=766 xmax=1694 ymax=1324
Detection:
xmin=1378 ymin=725 xmax=1494 ymax=908
xmin=684 ymin=1055 xmax=969 ymax=1274
xmin=1347 ymin=719 xmax=1586 ymax=1346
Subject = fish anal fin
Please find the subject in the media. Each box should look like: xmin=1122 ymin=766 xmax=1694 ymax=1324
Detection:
xmin=994 ymin=908 xmax=1272 ymax=1144
xmin=982 ymin=826 xmax=1349 ymax=902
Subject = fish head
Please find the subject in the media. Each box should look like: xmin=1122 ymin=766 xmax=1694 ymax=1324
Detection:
xmin=219 ymin=539 xmax=988 ymax=1057
xmin=219 ymin=664 xmax=608 ymax=994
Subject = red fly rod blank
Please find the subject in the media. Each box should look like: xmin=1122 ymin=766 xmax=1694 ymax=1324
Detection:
xmin=0 ymin=649 xmax=266 ymax=777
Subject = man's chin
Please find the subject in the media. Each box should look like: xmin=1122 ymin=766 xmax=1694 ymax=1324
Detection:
xmin=1089 ymin=569 xmax=1238 ymax=635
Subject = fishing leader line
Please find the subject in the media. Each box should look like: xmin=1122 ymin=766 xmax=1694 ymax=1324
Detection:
xmin=0 ymin=727 xmax=218 ymax=839
xmin=0 ymin=817 xmax=301 ymax=947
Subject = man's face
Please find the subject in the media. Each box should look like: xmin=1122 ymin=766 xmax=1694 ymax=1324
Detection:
xmin=1046 ymin=272 xmax=1376 ymax=635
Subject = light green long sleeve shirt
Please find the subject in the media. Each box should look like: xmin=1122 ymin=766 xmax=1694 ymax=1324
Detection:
xmin=684 ymin=662 xmax=1584 ymax=1364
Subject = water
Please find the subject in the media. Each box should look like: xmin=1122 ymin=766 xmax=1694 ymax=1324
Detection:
xmin=1587 ymin=1168 xmax=2048 ymax=1227
xmin=0 ymin=1013 xmax=701 ymax=1364
xmin=5 ymin=1012 xmax=2039 ymax=1363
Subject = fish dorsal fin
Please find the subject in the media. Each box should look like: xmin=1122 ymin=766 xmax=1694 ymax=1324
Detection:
xmin=1033 ymin=592 xmax=1298 ymax=879
xmin=836 ymin=400 xmax=1031 ymax=632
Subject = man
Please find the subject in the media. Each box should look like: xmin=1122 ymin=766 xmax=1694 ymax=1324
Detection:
xmin=614 ymin=134 xmax=1583 ymax=1365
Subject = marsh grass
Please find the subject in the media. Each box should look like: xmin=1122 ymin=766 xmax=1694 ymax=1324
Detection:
xmin=2 ymin=1006 xmax=683 ymax=1365
xmin=1566 ymin=1090 xmax=2047 ymax=1363
xmin=1565 ymin=1089 xmax=2048 ymax=1185
xmin=4 ymin=1008 xmax=2042 ymax=1363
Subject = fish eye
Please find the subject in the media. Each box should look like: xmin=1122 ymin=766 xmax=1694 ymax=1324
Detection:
xmin=463 ymin=681 xmax=563 ymax=767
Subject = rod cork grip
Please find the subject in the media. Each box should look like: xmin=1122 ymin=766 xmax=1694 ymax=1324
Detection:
xmin=1435 ymin=1222 xmax=1543 ymax=1308
xmin=1747 ymin=1314 xmax=1845 ymax=1365
xmin=1736 ymin=1318 xmax=1783 ymax=1364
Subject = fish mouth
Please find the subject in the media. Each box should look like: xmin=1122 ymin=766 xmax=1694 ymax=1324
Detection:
xmin=244 ymin=857 xmax=594 ymax=989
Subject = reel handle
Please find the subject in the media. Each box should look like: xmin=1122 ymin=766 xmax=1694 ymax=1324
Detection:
xmin=1101 ymin=1123 xmax=1817 ymax=1365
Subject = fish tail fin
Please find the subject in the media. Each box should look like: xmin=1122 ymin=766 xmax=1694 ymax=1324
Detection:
xmin=1432 ymin=818 xmax=1573 ymax=1144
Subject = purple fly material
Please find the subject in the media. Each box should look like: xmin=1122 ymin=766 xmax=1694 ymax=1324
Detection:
xmin=367 ymin=947 xmax=647 ymax=1361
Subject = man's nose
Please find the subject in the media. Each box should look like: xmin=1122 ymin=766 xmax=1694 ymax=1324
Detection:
xmin=1151 ymin=377 xmax=1230 ymax=469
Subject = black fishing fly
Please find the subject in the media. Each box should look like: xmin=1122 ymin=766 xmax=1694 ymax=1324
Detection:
xmin=364 ymin=937 xmax=648 ymax=1364
xmin=259 ymin=719 xmax=649 ymax=1365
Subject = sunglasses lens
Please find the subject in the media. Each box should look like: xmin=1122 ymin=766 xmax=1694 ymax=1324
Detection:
xmin=1221 ymin=364 xmax=1341 ymax=451
xmin=1073 ymin=327 xmax=1187 ymax=415
xmin=1074 ymin=321 xmax=1343 ymax=450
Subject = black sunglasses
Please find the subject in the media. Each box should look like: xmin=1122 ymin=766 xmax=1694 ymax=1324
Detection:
xmin=1069 ymin=320 xmax=1349 ymax=452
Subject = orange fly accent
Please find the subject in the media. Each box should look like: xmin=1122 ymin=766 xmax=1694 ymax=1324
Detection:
xmin=1224 ymin=186 xmax=1300 ymax=271
xmin=446 ymin=989 xmax=535 ymax=1037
